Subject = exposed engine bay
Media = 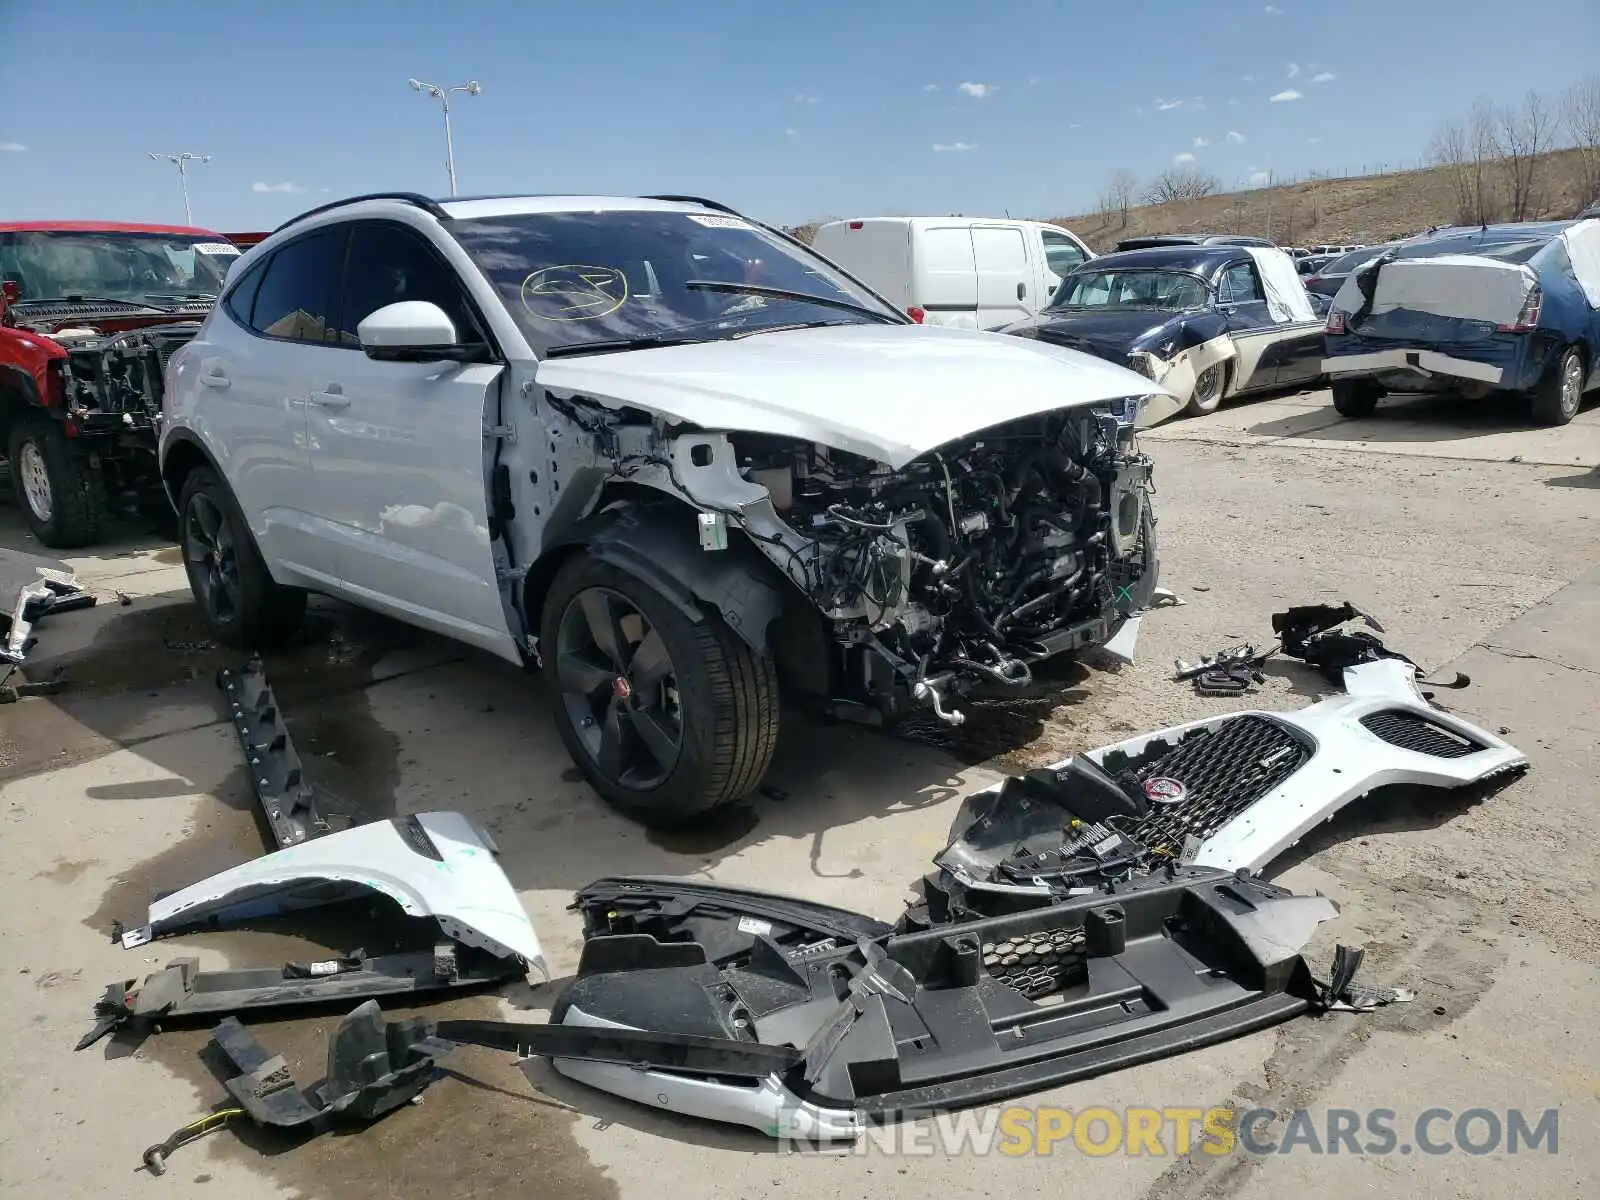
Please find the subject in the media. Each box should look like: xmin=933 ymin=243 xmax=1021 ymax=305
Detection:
xmin=34 ymin=321 xmax=199 ymax=433
xmin=627 ymin=404 xmax=1158 ymax=725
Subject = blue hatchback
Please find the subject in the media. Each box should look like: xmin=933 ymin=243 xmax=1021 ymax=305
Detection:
xmin=1321 ymin=220 xmax=1600 ymax=425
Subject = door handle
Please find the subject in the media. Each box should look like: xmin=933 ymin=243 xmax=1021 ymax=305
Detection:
xmin=308 ymin=385 xmax=350 ymax=409
xmin=1016 ymin=282 xmax=1027 ymax=300
xmin=200 ymin=368 xmax=230 ymax=390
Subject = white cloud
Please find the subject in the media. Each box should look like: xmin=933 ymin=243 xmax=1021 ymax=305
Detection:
xmin=1270 ymin=89 xmax=1303 ymax=102
xmin=0 ymin=141 xmax=25 ymax=152
xmin=1157 ymin=98 xmax=1185 ymax=110
xmin=1250 ymin=170 xmax=1273 ymax=185
xmin=251 ymin=181 xmax=305 ymax=194
xmin=1069 ymin=123 xmax=1081 ymax=129
xmin=1173 ymin=152 xmax=1196 ymax=164
xmin=1241 ymin=75 xmax=1255 ymax=82
xmin=1191 ymin=101 xmax=1208 ymax=110
xmin=1264 ymin=4 xmax=1282 ymax=13
xmin=1286 ymin=63 xmax=1301 ymax=78
xmin=957 ymin=81 xmax=995 ymax=98
xmin=923 ymin=83 xmax=939 ymax=92
xmin=1228 ymin=98 xmax=1239 ymax=106
xmin=1311 ymin=71 xmax=1336 ymax=83
xmin=793 ymin=92 xmax=819 ymax=104
xmin=1227 ymin=130 xmax=1247 ymax=142
xmin=1307 ymin=136 xmax=1323 ymax=144
xmin=1193 ymin=136 xmax=1211 ymax=148
xmin=1028 ymin=75 xmax=1043 ymax=86
xmin=932 ymin=141 xmax=976 ymax=152
xmin=785 ymin=127 xmax=798 ymax=136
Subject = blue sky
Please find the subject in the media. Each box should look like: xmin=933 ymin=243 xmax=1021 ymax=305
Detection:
xmin=1 ymin=0 xmax=1594 ymax=230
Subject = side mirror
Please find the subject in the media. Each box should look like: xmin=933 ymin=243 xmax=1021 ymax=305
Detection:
xmin=358 ymin=300 xmax=483 ymax=362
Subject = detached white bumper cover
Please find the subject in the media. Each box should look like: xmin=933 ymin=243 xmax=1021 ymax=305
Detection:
xmin=1330 ymin=254 xmax=1537 ymax=326
xmin=1321 ymin=347 xmax=1504 ymax=385
xmin=545 ymin=1006 xmax=864 ymax=1141
xmin=119 ymin=811 xmax=547 ymax=978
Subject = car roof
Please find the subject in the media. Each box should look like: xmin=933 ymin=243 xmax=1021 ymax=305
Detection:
xmin=1073 ymin=244 xmax=1247 ymax=272
xmin=0 ymin=219 xmax=224 ymax=236
xmin=1408 ymin=220 xmax=1573 ymax=251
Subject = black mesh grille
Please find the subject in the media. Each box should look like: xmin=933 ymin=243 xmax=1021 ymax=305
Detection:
xmin=982 ymin=926 xmax=1087 ymax=998
xmin=1117 ymin=715 xmax=1313 ymax=854
xmin=1360 ymin=710 xmax=1485 ymax=758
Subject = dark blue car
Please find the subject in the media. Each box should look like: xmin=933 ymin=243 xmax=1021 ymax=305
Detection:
xmin=997 ymin=245 xmax=1327 ymax=419
xmin=1321 ymin=220 xmax=1600 ymax=425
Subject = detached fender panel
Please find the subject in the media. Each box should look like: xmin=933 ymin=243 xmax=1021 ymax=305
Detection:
xmin=119 ymin=811 xmax=547 ymax=978
xmin=541 ymin=505 xmax=786 ymax=653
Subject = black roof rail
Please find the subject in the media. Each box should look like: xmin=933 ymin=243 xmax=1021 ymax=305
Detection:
xmin=270 ymin=192 xmax=452 ymax=236
xmin=645 ymin=194 xmax=744 ymax=216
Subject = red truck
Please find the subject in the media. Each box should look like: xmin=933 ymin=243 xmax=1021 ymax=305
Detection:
xmin=0 ymin=220 xmax=241 ymax=547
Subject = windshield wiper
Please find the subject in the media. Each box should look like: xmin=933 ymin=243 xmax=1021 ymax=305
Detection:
xmin=145 ymin=291 xmax=217 ymax=303
xmin=682 ymin=281 xmax=900 ymax=322
xmin=541 ymin=334 xmax=715 ymax=358
xmin=11 ymin=295 xmax=165 ymax=311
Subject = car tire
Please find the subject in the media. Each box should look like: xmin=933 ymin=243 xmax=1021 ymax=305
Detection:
xmin=1331 ymin=379 xmax=1382 ymax=418
xmin=6 ymin=413 xmax=104 ymax=548
xmin=1184 ymin=363 xmax=1225 ymax=417
xmin=177 ymin=466 xmax=306 ymax=649
xmin=1528 ymin=346 xmax=1585 ymax=427
xmin=541 ymin=553 xmax=779 ymax=827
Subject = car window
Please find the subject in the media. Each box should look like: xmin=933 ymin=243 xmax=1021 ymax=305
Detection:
xmin=1040 ymin=228 xmax=1087 ymax=275
xmin=1049 ymin=269 xmax=1209 ymax=311
xmin=1218 ymin=262 xmax=1265 ymax=305
xmin=249 ymin=227 xmax=345 ymax=344
xmin=222 ymin=255 xmax=268 ymax=327
xmin=337 ymin=222 xmax=480 ymax=346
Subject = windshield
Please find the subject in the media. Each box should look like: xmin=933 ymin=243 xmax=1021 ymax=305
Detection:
xmin=0 ymin=231 xmax=240 ymax=305
xmin=1048 ymin=268 xmax=1211 ymax=311
xmin=447 ymin=208 xmax=904 ymax=355
xmin=1323 ymin=246 xmax=1390 ymax=275
xmin=1393 ymin=236 xmax=1553 ymax=266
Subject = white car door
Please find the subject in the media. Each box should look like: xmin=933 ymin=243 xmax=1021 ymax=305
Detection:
xmin=971 ymin=224 xmax=1033 ymax=328
xmin=199 ymin=228 xmax=342 ymax=587
xmin=302 ymin=219 xmax=515 ymax=660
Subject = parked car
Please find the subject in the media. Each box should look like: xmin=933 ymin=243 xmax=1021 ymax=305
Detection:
xmin=1296 ymin=252 xmax=1340 ymax=277
xmin=1113 ymin=233 xmax=1276 ymax=251
xmin=808 ymin=216 xmax=1094 ymax=329
xmin=1301 ymin=243 xmax=1399 ymax=298
xmin=226 ymin=232 xmax=270 ymax=250
xmin=0 ymin=220 xmax=240 ymax=546
xmin=1322 ymin=219 xmax=1600 ymax=425
xmin=995 ymin=244 xmax=1325 ymax=418
xmin=159 ymin=192 xmax=1165 ymax=826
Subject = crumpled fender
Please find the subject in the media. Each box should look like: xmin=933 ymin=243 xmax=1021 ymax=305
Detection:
xmin=1130 ymin=316 xmax=1237 ymax=423
xmin=535 ymin=504 xmax=786 ymax=653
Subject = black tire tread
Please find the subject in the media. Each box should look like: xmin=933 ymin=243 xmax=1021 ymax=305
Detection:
xmin=1331 ymin=379 xmax=1381 ymax=418
xmin=7 ymin=414 xmax=104 ymax=548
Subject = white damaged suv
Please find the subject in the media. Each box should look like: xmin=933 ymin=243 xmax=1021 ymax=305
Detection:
xmin=159 ymin=192 xmax=1169 ymax=825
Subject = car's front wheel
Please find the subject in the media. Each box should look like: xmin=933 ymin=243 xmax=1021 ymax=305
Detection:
xmin=177 ymin=466 xmax=306 ymax=649
xmin=541 ymin=554 xmax=779 ymax=827
xmin=6 ymin=413 xmax=105 ymax=548
xmin=1331 ymin=379 xmax=1382 ymax=418
xmin=1184 ymin=362 xmax=1225 ymax=417
xmin=1528 ymin=346 xmax=1585 ymax=427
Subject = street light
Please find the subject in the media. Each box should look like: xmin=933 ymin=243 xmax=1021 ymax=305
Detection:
xmin=407 ymin=77 xmax=482 ymax=196
xmin=148 ymin=152 xmax=211 ymax=224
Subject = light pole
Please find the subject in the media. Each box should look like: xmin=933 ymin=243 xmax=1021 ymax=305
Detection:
xmin=407 ymin=78 xmax=482 ymax=196
xmin=148 ymin=152 xmax=211 ymax=224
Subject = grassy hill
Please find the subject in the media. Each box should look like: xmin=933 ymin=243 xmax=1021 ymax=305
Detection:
xmin=789 ymin=147 xmax=1595 ymax=250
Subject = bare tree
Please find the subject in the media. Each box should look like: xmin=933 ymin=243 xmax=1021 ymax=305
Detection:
xmin=1428 ymin=116 xmax=1476 ymax=224
xmin=1468 ymin=101 xmax=1502 ymax=224
xmin=1108 ymin=168 xmax=1139 ymax=226
xmin=1142 ymin=165 xmax=1220 ymax=204
xmin=1563 ymin=73 xmax=1600 ymax=208
xmin=1497 ymin=91 xmax=1557 ymax=220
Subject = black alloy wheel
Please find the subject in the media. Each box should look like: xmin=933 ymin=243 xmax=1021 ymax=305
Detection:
xmin=555 ymin=585 xmax=683 ymax=790
xmin=184 ymin=489 xmax=242 ymax=627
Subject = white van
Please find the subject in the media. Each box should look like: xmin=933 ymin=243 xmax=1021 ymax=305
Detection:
xmin=809 ymin=216 xmax=1095 ymax=330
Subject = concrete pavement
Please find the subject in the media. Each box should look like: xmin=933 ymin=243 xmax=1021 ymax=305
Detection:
xmin=1 ymin=389 xmax=1597 ymax=1199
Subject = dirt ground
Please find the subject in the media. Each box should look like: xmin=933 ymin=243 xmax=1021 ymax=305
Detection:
xmin=1 ymin=387 xmax=1598 ymax=1199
